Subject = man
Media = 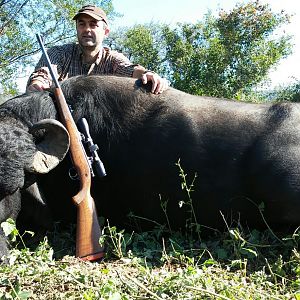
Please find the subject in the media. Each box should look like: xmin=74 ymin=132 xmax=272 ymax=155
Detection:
xmin=27 ymin=5 xmax=168 ymax=94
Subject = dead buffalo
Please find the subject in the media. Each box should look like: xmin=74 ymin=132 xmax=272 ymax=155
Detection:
xmin=0 ymin=74 xmax=300 ymax=257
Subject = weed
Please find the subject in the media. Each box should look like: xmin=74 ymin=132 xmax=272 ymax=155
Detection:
xmin=176 ymin=159 xmax=201 ymax=241
xmin=1 ymin=218 xmax=34 ymax=250
xmin=102 ymin=221 xmax=134 ymax=259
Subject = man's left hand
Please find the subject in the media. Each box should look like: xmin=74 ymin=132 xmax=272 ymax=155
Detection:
xmin=142 ymin=71 xmax=169 ymax=94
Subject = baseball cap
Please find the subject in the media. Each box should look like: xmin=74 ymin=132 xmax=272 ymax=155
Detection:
xmin=73 ymin=5 xmax=108 ymax=25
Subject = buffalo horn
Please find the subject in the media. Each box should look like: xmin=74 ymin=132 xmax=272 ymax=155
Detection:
xmin=28 ymin=119 xmax=70 ymax=174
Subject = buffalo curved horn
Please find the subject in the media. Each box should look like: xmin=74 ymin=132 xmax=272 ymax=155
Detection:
xmin=27 ymin=119 xmax=70 ymax=174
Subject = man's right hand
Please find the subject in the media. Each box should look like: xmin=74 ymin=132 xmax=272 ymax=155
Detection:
xmin=27 ymin=80 xmax=49 ymax=92
xmin=26 ymin=65 xmax=57 ymax=92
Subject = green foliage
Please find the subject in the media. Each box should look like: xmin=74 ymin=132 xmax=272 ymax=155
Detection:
xmin=161 ymin=1 xmax=292 ymax=98
xmin=107 ymin=23 xmax=167 ymax=75
xmin=102 ymin=222 xmax=134 ymax=259
xmin=175 ymin=159 xmax=201 ymax=240
xmin=108 ymin=1 xmax=292 ymax=99
xmin=1 ymin=222 xmax=300 ymax=299
xmin=1 ymin=218 xmax=34 ymax=250
xmin=123 ymin=25 xmax=161 ymax=72
xmin=1 ymin=166 xmax=300 ymax=298
xmin=265 ymin=80 xmax=300 ymax=102
xmin=1 ymin=219 xmax=19 ymax=242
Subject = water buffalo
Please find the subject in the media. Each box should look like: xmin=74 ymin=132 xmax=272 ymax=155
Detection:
xmin=0 ymin=75 xmax=300 ymax=257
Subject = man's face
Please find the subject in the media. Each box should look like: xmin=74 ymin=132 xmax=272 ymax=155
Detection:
xmin=76 ymin=14 xmax=109 ymax=49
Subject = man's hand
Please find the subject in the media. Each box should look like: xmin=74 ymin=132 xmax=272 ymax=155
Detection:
xmin=27 ymin=80 xmax=49 ymax=92
xmin=141 ymin=71 xmax=169 ymax=94
xmin=26 ymin=65 xmax=57 ymax=92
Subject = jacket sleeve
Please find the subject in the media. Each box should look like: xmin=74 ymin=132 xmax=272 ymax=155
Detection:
xmin=27 ymin=45 xmax=67 ymax=88
xmin=109 ymin=50 xmax=139 ymax=77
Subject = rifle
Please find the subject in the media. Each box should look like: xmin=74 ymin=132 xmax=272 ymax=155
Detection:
xmin=36 ymin=33 xmax=105 ymax=261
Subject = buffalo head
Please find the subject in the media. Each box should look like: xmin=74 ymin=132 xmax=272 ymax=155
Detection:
xmin=0 ymin=117 xmax=69 ymax=257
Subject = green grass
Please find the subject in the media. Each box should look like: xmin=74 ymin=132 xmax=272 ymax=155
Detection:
xmin=1 ymin=162 xmax=300 ymax=299
xmin=1 ymin=218 xmax=300 ymax=300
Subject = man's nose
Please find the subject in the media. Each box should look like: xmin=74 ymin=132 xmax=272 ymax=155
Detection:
xmin=83 ymin=24 xmax=92 ymax=31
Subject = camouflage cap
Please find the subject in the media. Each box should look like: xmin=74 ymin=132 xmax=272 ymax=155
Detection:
xmin=73 ymin=5 xmax=108 ymax=25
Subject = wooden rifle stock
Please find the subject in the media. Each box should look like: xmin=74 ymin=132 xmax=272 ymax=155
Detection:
xmin=36 ymin=34 xmax=104 ymax=261
xmin=54 ymin=88 xmax=104 ymax=261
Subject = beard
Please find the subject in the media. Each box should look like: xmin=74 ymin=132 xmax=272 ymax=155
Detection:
xmin=78 ymin=37 xmax=97 ymax=48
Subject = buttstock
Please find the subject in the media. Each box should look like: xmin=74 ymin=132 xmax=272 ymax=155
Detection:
xmin=73 ymin=193 xmax=105 ymax=261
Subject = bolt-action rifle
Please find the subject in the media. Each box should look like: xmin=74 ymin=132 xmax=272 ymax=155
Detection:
xmin=36 ymin=33 xmax=105 ymax=261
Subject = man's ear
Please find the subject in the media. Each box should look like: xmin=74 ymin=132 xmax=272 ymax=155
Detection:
xmin=104 ymin=27 xmax=110 ymax=37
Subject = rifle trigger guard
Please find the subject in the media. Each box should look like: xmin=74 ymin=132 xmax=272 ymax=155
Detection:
xmin=69 ymin=167 xmax=78 ymax=180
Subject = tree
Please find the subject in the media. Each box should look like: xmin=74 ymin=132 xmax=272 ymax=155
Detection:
xmin=265 ymin=80 xmax=300 ymax=102
xmin=0 ymin=0 xmax=117 ymax=94
xmin=109 ymin=1 xmax=292 ymax=99
xmin=162 ymin=1 xmax=292 ymax=98
xmin=106 ymin=23 xmax=167 ymax=75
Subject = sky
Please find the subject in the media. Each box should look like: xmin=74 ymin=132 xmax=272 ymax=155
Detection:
xmin=109 ymin=0 xmax=300 ymax=88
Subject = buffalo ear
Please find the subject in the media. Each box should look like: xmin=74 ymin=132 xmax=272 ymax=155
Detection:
xmin=27 ymin=119 xmax=70 ymax=174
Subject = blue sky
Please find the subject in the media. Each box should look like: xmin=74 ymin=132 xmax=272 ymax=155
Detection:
xmin=110 ymin=0 xmax=300 ymax=88
xmin=111 ymin=0 xmax=240 ymax=26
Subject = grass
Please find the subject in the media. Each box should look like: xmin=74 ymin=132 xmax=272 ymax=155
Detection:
xmin=0 ymin=218 xmax=300 ymax=300
xmin=1 ymin=162 xmax=300 ymax=299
